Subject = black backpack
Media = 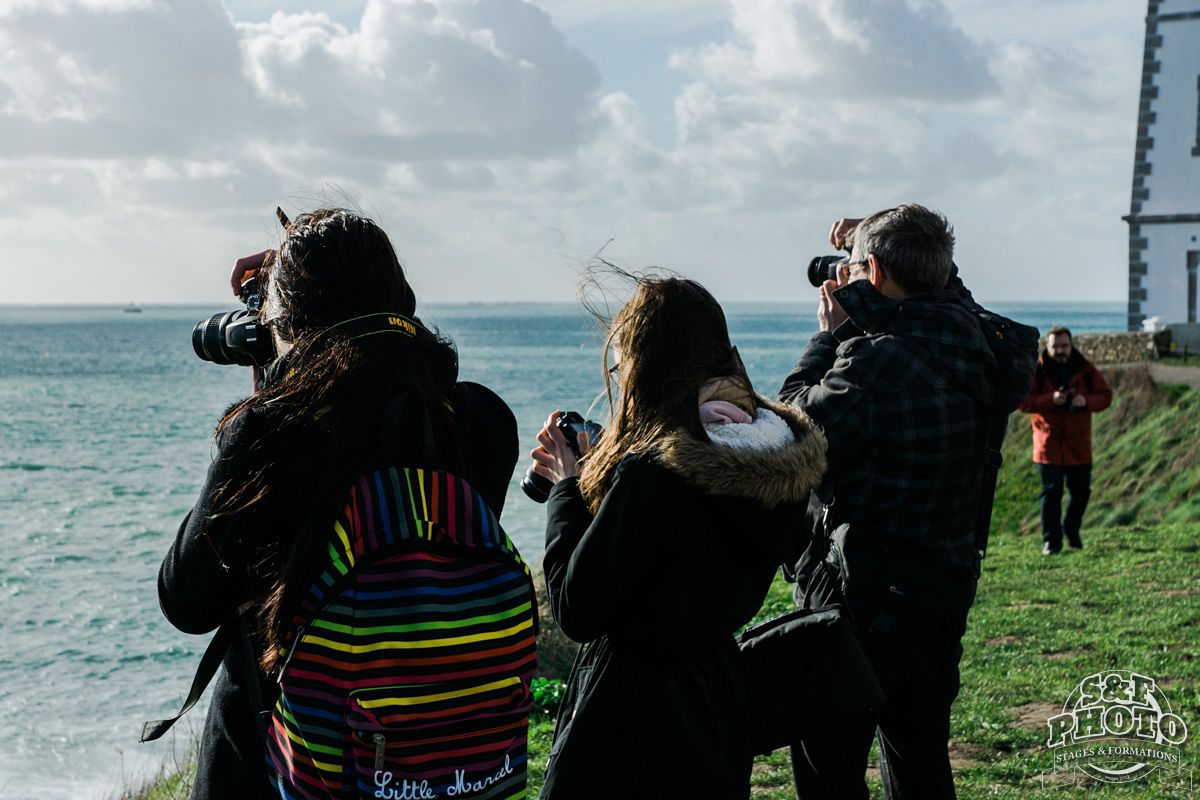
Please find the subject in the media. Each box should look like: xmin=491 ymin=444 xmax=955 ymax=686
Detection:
xmin=970 ymin=307 xmax=1040 ymax=559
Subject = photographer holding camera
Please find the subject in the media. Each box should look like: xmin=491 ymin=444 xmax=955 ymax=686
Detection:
xmin=156 ymin=208 xmax=520 ymax=799
xmin=779 ymin=205 xmax=1038 ymax=799
xmin=1018 ymin=327 xmax=1112 ymax=555
xmin=528 ymin=275 xmax=826 ymax=799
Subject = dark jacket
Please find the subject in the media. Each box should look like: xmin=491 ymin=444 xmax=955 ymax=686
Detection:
xmin=778 ymin=273 xmax=1035 ymax=621
xmin=1019 ymin=349 xmax=1112 ymax=466
xmin=158 ymin=381 xmax=518 ymax=800
xmin=539 ymin=399 xmax=826 ymax=800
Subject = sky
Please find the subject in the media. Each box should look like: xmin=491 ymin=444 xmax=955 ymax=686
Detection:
xmin=0 ymin=0 xmax=1148 ymax=305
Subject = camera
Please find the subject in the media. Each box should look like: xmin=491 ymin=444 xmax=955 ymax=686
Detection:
xmin=191 ymin=273 xmax=276 ymax=367
xmin=521 ymin=411 xmax=604 ymax=503
xmin=807 ymin=255 xmax=846 ymax=288
xmin=1062 ymin=386 xmax=1087 ymax=414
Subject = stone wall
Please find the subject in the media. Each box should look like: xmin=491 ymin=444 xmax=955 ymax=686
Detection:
xmin=1073 ymin=331 xmax=1165 ymax=364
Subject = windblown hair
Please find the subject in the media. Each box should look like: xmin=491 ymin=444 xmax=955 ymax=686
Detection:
xmin=211 ymin=208 xmax=460 ymax=672
xmin=577 ymin=273 xmax=751 ymax=513
xmin=852 ymin=203 xmax=955 ymax=294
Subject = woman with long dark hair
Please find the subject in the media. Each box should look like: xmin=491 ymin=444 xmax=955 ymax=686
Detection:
xmin=528 ymin=275 xmax=827 ymax=798
xmin=157 ymin=209 xmax=521 ymax=798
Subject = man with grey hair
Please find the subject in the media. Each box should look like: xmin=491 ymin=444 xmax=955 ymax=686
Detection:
xmin=779 ymin=204 xmax=1038 ymax=799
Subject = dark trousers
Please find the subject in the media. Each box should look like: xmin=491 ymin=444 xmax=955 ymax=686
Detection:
xmin=791 ymin=564 xmax=972 ymax=800
xmin=1038 ymin=463 xmax=1092 ymax=549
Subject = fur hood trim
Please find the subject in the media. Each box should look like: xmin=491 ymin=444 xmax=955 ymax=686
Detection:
xmin=651 ymin=396 xmax=827 ymax=508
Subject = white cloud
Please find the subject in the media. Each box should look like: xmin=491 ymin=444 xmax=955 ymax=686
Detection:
xmin=0 ymin=0 xmax=251 ymax=158
xmin=0 ymin=0 xmax=601 ymax=164
xmin=672 ymin=0 xmax=996 ymax=100
xmin=524 ymin=0 xmax=727 ymax=28
xmin=0 ymin=0 xmax=156 ymax=14
xmin=0 ymin=0 xmax=1145 ymax=305
xmin=234 ymin=0 xmax=601 ymax=160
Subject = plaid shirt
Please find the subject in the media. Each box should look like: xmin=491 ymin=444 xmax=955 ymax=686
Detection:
xmin=779 ymin=276 xmax=1011 ymax=573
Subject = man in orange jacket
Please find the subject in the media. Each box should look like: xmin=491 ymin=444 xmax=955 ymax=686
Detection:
xmin=1019 ymin=327 xmax=1113 ymax=554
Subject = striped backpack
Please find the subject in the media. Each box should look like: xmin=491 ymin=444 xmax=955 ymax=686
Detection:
xmin=265 ymin=467 xmax=538 ymax=800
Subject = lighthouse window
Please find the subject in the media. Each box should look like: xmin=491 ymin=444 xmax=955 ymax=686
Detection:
xmin=1189 ymin=252 xmax=1198 ymax=324
xmin=1195 ymin=74 xmax=1200 ymax=155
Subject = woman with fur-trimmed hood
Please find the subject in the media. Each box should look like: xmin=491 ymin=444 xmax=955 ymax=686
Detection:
xmin=528 ymin=276 xmax=827 ymax=799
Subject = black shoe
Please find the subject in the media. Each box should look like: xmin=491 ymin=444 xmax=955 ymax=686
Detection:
xmin=1067 ymin=537 xmax=1083 ymax=550
xmin=1042 ymin=543 xmax=1062 ymax=556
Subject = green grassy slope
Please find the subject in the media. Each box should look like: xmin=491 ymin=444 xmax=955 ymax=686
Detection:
xmin=712 ymin=368 xmax=1200 ymax=799
xmin=992 ymin=366 xmax=1200 ymax=535
xmin=732 ymin=520 xmax=1200 ymax=799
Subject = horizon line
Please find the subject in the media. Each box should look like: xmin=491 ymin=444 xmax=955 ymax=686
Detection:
xmin=0 ymin=298 xmax=1130 ymax=308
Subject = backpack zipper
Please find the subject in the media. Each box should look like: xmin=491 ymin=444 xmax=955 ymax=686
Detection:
xmin=373 ymin=733 xmax=386 ymax=771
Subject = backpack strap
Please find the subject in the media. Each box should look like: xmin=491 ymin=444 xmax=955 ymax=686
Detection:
xmin=140 ymin=620 xmax=236 ymax=742
xmin=972 ymin=313 xmax=1038 ymax=563
xmin=973 ymin=401 xmax=1010 ymax=563
xmin=140 ymin=607 xmax=269 ymax=744
xmin=237 ymin=614 xmax=271 ymax=745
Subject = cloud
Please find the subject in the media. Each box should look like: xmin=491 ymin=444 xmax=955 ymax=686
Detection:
xmin=0 ymin=0 xmax=607 ymax=291
xmin=525 ymin=0 xmax=728 ymax=28
xmin=0 ymin=0 xmax=251 ymax=158
xmin=671 ymin=0 xmax=996 ymax=101
xmin=0 ymin=0 xmax=601 ymax=163
xmin=0 ymin=0 xmax=1142 ymax=306
xmin=237 ymin=1 xmax=600 ymax=160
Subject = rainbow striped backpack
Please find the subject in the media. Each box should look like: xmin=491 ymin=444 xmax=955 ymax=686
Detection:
xmin=265 ymin=467 xmax=537 ymax=800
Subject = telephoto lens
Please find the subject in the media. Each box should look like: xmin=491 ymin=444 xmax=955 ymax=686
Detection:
xmin=807 ymin=255 xmax=845 ymax=288
xmin=191 ymin=274 xmax=276 ymax=367
xmin=191 ymin=310 xmax=275 ymax=366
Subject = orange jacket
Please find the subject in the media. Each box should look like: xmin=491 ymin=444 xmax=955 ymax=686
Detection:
xmin=1019 ymin=350 xmax=1112 ymax=465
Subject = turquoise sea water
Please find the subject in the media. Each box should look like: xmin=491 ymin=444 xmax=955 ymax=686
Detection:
xmin=0 ymin=301 xmax=1123 ymax=799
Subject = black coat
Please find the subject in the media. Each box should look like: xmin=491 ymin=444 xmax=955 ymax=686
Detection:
xmin=157 ymin=381 xmax=518 ymax=800
xmin=778 ymin=271 xmax=1037 ymax=619
xmin=539 ymin=399 xmax=826 ymax=800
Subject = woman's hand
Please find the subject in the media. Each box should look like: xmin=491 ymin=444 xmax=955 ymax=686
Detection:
xmin=230 ymin=249 xmax=274 ymax=391
xmin=530 ymin=411 xmax=592 ymax=484
xmin=230 ymin=249 xmax=274 ymax=297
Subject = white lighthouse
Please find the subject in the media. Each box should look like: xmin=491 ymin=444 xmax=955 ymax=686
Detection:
xmin=1124 ymin=0 xmax=1200 ymax=331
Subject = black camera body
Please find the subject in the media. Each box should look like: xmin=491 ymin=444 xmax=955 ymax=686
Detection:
xmin=521 ymin=411 xmax=603 ymax=503
xmin=807 ymin=255 xmax=845 ymax=288
xmin=1061 ymin=386 xmax=1087 ymax=414
xmin=191 ymin=274 xmax=276 ymax=367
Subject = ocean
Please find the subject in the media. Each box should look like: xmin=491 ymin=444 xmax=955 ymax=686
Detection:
xmin=0 ymin=300 xmax=1123 ymax=799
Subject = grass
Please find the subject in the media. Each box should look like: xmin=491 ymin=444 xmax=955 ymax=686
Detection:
xmin=525 ymin=521 xmax=1200 ymax=799
xmin=993 ymin=367 xmax=1200 ymax=535
xmin=1156 ymin=352 xmax=1200 ymax=368
xmin=525 ymin=369 xmax=1200 ymax=798
xmin=134 ymin=371 xmax=1200 ymax=799
xmin=115 ymin=741 xmax=196 ymax=800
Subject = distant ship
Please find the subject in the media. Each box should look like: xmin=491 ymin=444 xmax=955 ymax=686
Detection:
xmin=123 ymin=303 xmax=143 ymax=313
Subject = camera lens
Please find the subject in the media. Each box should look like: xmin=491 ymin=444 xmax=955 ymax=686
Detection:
xmin=191 ymin=310 xmax=260 ymax=366
xmin=807 ymin=255 xmax=845 ymax=288
xmin=521 ymin=467 xmax=554 ymax=504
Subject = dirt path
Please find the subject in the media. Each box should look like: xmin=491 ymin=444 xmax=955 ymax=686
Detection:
xmin=1100 ymin=362 xmax=1200 ymax=388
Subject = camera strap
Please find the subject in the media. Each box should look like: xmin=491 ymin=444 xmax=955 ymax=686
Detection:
xmin=322 ymin=312 xmax=429 ymax=342
xmin=283 ymin=312 xmax=432 ymax=370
